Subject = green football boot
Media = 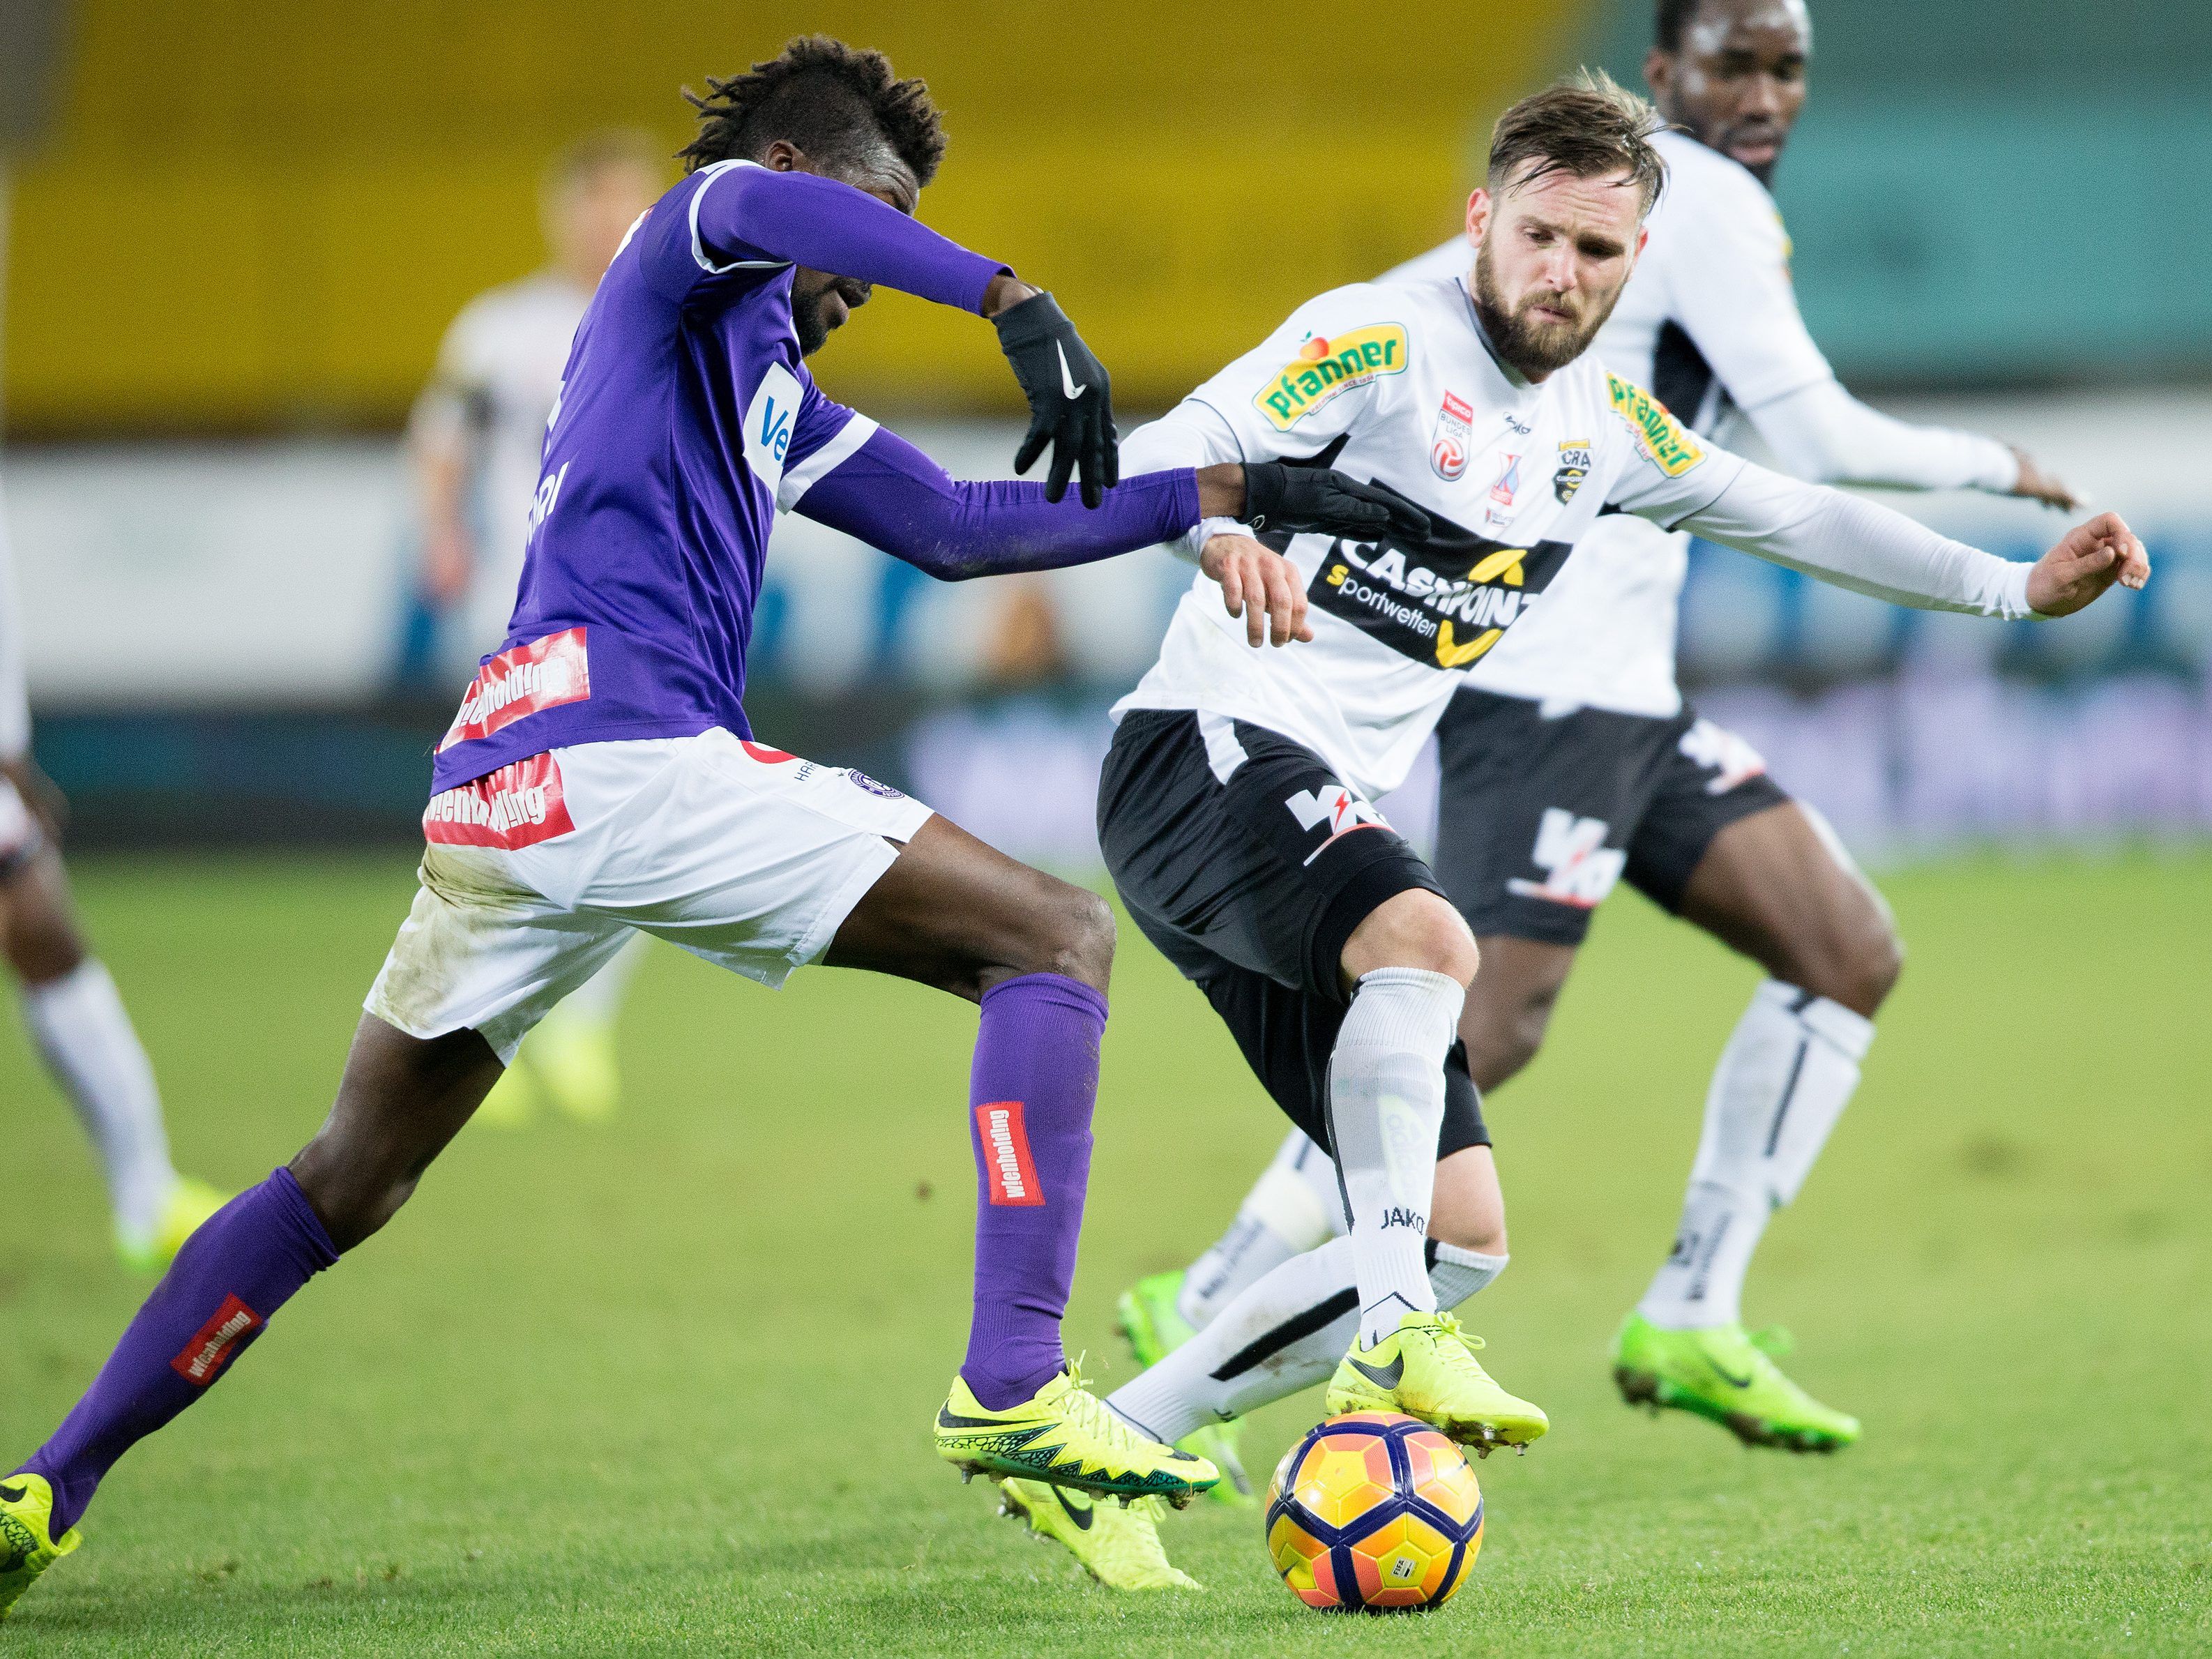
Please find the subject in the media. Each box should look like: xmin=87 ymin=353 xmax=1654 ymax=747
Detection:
xmin=0 ymin=1472 xmax=81 ymax=1622
xmin=118 ymin=1176 xmax=230 ymax=1273
xmin=1612 ymin=1313 xmax=1861 ymax=1452
xmin=997 ymin=1477 xmax=1202 ymax=1591
xmin=1324 ymin=1310 xmax=1549 ymax=1455
xmin=1116 ymin=1271 xmax=1255 ymax=1507
xmin=935 ymin=1366 xmax=1218 ymax=1506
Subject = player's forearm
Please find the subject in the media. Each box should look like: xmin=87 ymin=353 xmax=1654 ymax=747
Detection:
xmin=1683 ymin=460 xmax=2036 ymax=619
xmin=1121 ymin=406 xmax=1249 ymax=563
xmin=701 ymin=167 xmax=1010 ymax=313
xmin=795 ymin=426 xmax=1200 ymax=578
xmin=1750 ymin=379 xmax=2019 ymax=494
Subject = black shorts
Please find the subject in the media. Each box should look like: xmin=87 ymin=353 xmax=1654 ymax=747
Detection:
xmin=1098 ymin=709 xmax=1489 ymax=1159
xmin=1431 ymin=687 xmax=1791 ymax=948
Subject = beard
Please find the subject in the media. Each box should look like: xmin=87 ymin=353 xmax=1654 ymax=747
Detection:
xmin=793 ymin=291 xmax=831 ymax=358
xmin=1471 ymin=240 xmax=1619 ymax=379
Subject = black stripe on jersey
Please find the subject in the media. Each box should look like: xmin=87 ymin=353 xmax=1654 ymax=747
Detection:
xmin=1651 ymin=321 xmax=1717 ymax=434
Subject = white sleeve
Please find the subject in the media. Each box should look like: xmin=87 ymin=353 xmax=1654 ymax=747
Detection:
xmin=409 ymin=296 xmax=498 ymax=451
xmin=1747 ymin=377 xmax=2020 ymax=493
xmin=1660 ymin=169 xmax=1835 ymax=414
xmin=1119 ymin=403 xmax=1244 ymax=564
xmin=1675 ymin=457 xmax=2038 ymax=619
xmin=0 ymin=494 xmax=29 ymax=762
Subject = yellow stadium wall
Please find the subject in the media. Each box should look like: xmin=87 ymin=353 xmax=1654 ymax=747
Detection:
xmin=3 ymin=1 xmax=1593 ymax=434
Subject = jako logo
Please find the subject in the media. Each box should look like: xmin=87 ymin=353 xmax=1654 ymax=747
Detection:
xmin=170 ymin=1294 xmax=264 ymax=1388
xmin=976 ymin=1100 xmax=1044 ymax=1206
xmin=1506 ymin=808 xmax=1626 ymax=909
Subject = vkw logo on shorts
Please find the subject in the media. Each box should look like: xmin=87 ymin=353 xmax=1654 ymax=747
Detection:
xmin=1506 ymin=808 xmax=1625 ymax=909
xmin=1284 ymin=785 xmax=1386 ymax=865
xmin=1679 ymin=718 xmax=1768 ymax=795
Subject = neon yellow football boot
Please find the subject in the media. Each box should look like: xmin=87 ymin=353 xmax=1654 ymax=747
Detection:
xmin=119 ymin=1176 xmax=230 ymax=1273
xmin=0 ymin=1473 xmax=81 ymax=1622
xmin=1612 ymin=1313 xmax=1861 ymax=1452
xmin=1324 ymin=1310 xmax=1549 ymax=1455
xmin=997 ymin=1477 xmax=1202 ymax=1591
xmin=935 ymin=1366 xmax=1218 ymax=1506
xmin=527 ymin=1007 xmax=621 ymax=1123
xmin=1116 ymin=1270 xmax=1254 ymax=1507
xmin=474 ymin=1059 xmax=541 ymax=1128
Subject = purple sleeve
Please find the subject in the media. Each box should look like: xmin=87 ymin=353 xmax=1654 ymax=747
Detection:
xmin=790 ymin=425 xmax=1201 ymax=578
xmin=693 ymin=163 xmax=1009 ymax=312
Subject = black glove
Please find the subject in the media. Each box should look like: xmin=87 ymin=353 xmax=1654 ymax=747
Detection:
xmin=1241 ymin=462 xmax=1433 ymax=544
xmin=992 ymin=291 xmax=1118 ymax=508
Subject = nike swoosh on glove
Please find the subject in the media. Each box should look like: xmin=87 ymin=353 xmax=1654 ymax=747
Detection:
xmin=1241 ymin=461 xmax=1434 ymax=544
xmin=993 ymin=291 xmax=1118 ymax=508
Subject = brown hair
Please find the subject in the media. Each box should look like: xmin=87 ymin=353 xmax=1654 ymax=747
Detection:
xmin=1487 ymin=69 xmax=1668 ymax=216
xmin=679 ymin=36 xmax=948 ymax=188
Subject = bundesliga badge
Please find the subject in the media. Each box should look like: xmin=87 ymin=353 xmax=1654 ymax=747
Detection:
xmin=1554 ymin=439 xmax=1593 ymax=504
xmin=1430 ymin=391 xmax=1474 ymax=481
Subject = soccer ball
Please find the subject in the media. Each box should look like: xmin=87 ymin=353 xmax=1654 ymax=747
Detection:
xmin=1264 ymin=1411 xmax=1483 ymax=1612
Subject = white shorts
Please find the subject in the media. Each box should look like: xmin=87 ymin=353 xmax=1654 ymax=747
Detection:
xmin=365 ymin=729 xmax=934 ymax=1063
xmin=0 ymin=777 xmax=38 ymax=872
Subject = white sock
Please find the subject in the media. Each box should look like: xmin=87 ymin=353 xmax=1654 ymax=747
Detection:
xmin=1108 ymin=1236 xmax=1508 ymax=1444
xmin=1331 ymin=967 xmax=1464 ymax=1347
xmin=22 ymin=960 xmax=179 ymax=1248
xmin=545 ymin=932 xmax=645 ymax=1027
xmin=1637 ymin=980 xmax=1874 ymax=1329
xmin=1176 ymin=1129 xmax=1344 ymax=1331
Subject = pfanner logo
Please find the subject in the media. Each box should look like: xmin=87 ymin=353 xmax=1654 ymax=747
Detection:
xmin=424 ymin=752 xmax=577 ymax=849
xmin=171 ymin=1294 xmax=263 ymax=1387
xmin=975 ymin=1100 xmax=1044 ymax=1206
xmin=1254 ymin=324 xmax=1410 ymax=430
xmin=1606 ymin=374 xmax=1705 ymax=477
xmin=439 ymin=628 xmax=592 ymax=752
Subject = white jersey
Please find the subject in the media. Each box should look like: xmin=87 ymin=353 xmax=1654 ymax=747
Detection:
xmin=1116 ymin=275 xmax=1745 ymax=800
xmin=0 ymin=478 xmax=28 ymax=763
xmin=1386 ymin=128 xmax=1835 ymax=718
xmin=411 ymin=271 xmax=592 ymax=656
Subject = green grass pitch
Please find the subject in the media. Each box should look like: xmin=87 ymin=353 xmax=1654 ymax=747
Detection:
xmin=2 ymin=849 xmax=2208 ymax=1656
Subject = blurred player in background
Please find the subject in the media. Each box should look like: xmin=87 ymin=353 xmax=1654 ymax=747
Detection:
xmin=0 ymin=183 xmax=225 ymax=1273
xmin=408 ymin=132 xmax=663 ymax=1126
xmin=1125 ymin=0 xmax=2084 ymax=1483
xmin=0 ymin=38 xmax=1430 ymax=1616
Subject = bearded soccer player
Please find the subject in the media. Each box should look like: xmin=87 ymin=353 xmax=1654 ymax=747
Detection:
xmin=1122 ymin=0 xmax=2091 ymax=1486
xmin=0 ymin=37 xmax=1422 ymax=1620
xmin=995 ymin=74 xmax=2145 ymax=1589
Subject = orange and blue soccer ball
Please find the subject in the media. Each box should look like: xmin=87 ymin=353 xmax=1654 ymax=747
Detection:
xmin=1264 ymin=1411 xmax=1484 ymax=1611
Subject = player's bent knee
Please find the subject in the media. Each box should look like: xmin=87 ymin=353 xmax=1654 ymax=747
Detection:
xmin=1019 ymin=879 xmax=1116 ymax=992
xmin=1791 ymin=918 xmax=1903 ymax=1018
xmin=1344 ymin=889 xmax=1480 ymax=987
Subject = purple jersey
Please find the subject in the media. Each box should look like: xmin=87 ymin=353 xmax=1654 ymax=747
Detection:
xmin=431 ymin=162 xmax=1003 ymax=790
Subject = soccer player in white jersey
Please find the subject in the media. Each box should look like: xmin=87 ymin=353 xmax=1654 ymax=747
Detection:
xmin=408 ymin=133 xmax=663 ymax=1126
xmin=999 ymin=74 xmax=2146 ymax=1588
xmin=1119 ymin=0 xmax=2091 ymax=1483
xmin=0 ymin=488 xmax=226 ymax=1269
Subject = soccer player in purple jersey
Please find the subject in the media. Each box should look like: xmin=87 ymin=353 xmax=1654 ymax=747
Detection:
xmin=0 ymin=37 xmax=1432 ymax=1619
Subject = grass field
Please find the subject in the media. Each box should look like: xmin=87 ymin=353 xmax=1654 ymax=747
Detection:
xmin=2 ymin=849 xmax=2209 ymax=1656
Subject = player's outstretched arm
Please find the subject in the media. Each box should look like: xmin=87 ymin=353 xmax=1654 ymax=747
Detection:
xmin=1748 ymin=380 xmax=2081 ymax=508
xmin=692 ymin=166 xmax=1119 ymax=506
xmin=1665 ymin=459 xmax=2146 ymax=619
xmin=789 ymin=425 xmax=1402 ymax=646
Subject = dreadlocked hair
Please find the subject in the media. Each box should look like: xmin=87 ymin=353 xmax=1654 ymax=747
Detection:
xmin=678 ymin=36 xmax=948 ymax=186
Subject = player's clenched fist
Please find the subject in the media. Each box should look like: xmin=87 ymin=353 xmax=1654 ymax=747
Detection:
xmin=1201 ymin=533 xmax=1315 ymax=648
xmin=2026 ymin=510 xmax=2151 ymax=616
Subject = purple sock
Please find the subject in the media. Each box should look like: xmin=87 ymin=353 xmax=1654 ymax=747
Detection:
xmin=961 ymin=972 xmax=1105 ymax=1410
xmin=18 ymin=1167 xmax=338 ymax=1533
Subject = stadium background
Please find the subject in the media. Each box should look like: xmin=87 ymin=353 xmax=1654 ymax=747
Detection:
xmin=3 ymin=0 xmax=2209 ymax=860
xmin=3 ymin=4 xmax=2210 ymax=1653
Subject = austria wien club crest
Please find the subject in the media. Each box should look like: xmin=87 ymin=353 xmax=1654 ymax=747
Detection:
xmin=1430 ymin=391 xmax=1474 ymax=481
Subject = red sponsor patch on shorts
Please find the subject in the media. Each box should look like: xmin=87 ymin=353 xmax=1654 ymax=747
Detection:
xmin=171 ymin=1293 xmax=264 ymax=1387
xmin=974 ymin=1100 xmax=1044 ymax=1206
xmin=423 ymin=752 xmax=577 ymax=849
xmin=439 ymin=627 xmax=591 ymax=752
